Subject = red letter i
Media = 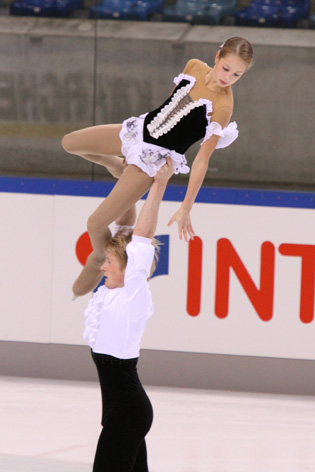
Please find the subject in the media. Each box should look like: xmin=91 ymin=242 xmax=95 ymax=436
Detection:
xmin=187 ymin=237 xmax=202 ymax=317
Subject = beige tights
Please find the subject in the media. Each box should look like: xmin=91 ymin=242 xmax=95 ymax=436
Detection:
xmin=62 ymin=124 xmax=153 ymax=296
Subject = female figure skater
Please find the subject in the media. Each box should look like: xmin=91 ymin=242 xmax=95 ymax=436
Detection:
xmin=62 ymin=37 xmax=254 ymax=296
xmin=83 ymin=159 xmax=174 ymax=472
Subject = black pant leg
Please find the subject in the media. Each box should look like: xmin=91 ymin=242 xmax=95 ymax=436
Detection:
xmin=93 ymin=426 xmax=150 ymax=472
xmin=131 ymin=439 xmax=149 ymax=472
xmin=91 ymin=353 xmax=153 ymax=472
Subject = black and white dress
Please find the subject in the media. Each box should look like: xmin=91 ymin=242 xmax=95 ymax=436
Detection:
xmin=120 ymin=72 xmax=238 ymax=177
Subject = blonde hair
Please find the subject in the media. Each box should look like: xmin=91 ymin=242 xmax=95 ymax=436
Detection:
xmin=219 ymin=37 xmax=254 ymax=69
xmin=105 ymin=229 xmax=161 ymax=280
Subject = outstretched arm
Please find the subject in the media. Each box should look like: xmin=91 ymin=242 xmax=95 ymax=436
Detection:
xmin=168 ymin=135 xmax=220 ymax=241
xmin=133 ymin=158 xmax=174 ymax=239
xmin=168 ymin=106 xmax=232 ymax=242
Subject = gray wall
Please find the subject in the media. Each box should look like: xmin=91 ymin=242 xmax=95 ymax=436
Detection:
xmin=0 ymin=18 xmax=314 ymax=188
xmin=1 ymin=18 xmax=315 ymax=395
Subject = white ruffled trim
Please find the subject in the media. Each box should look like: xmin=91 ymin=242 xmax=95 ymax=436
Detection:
xmin=125 ymin=142 xmax=189 ymax=177
xmin=83 ymin=286 xmax=105 ymax=348
xmin=201 ymin=120 xmax=239 ymax=149
xmin=147 ymin=74 xmax=198 ymax=140
xmin=173 ymin=73 xmax=196 ymax=87
xmin=173 ymin=74 xmax=238 ymax=150
xmin=198 ymin=98 xmax=213 ymax=116
xmin=120 ymin=115 xmax=190 ymax=177
xmin=147 ymin=83 xmax=202 ymax=139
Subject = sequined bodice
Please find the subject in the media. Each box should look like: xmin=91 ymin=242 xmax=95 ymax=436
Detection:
xmin=143 ymin=74 xmax=212 ymax=155
xmin=147 ymin=83 xmax=205 ymax=140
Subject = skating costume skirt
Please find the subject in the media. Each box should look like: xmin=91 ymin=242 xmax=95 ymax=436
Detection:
xmin=119 ymin=114 xmax=190 ymax=177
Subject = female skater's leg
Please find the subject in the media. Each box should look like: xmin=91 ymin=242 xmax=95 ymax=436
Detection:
xmin=115 ymin=204 xmax=137 ymax=228
xmin=79 ymin=153 xmax=126 ymax=178
xmin=62 ymin=124 xmax=123 ymax=157
xmin=73 ymin=165 xmax=153 ymax=296
xmin=62 ymin=124 xmax=152 ymax=296
xmin=62 ymin=124 xmax=125 ymax=177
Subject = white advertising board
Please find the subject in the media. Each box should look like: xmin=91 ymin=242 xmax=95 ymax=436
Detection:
xmin=0 ymin=192 xmax=53 ymax=342
xmin=1 ymin=189 xmax=315 ymax=360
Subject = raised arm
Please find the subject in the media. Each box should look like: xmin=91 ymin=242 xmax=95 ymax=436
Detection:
xmin=133 ymin=157 xmax=174 ymax=239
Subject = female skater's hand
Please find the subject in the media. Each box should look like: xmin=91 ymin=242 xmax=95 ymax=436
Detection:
xmin=168 ymin=208 xmax=195 ymax=242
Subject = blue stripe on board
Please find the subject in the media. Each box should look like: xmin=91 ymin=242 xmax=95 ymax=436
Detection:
xmin=0 ymin=177 xmax=116 ymax=197
xmin=0 ymin=176 xmax=315 ymax=209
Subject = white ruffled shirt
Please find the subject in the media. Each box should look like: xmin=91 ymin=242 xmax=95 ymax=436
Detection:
xmin=83 ymin=235 xmax=154 ymax=359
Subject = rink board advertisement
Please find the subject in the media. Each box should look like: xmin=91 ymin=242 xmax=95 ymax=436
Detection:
xmin=1 ymin=178 xmax=315 ymax=360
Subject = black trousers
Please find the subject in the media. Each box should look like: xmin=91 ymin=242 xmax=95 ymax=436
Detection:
xmin=91 ymin=351 xmax=153 ymax=472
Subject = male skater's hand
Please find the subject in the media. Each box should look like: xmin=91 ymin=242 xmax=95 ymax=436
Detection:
xmin=154 ymin=157 xmax=174 ymax=185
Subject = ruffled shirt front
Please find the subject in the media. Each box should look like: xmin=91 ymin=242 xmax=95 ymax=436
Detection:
xmin=83 ymin=235 xmax=154 ymax=359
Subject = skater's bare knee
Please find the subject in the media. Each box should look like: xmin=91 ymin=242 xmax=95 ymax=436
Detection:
xmin=61 ymin=133 xmax=76 ymax=154
xmin=87 ymin=213 xmax=101 ymax=235
xmin=87 ymin=213 xmax=111 ymax=239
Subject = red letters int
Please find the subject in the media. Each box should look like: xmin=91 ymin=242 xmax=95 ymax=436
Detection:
xmin=279 ymin=244 xmax=315 ymax=324
xmin=215 ymin=239 xmax=275 ymax=321
xmin=187 ymin=236 xmax=202 ymax=316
